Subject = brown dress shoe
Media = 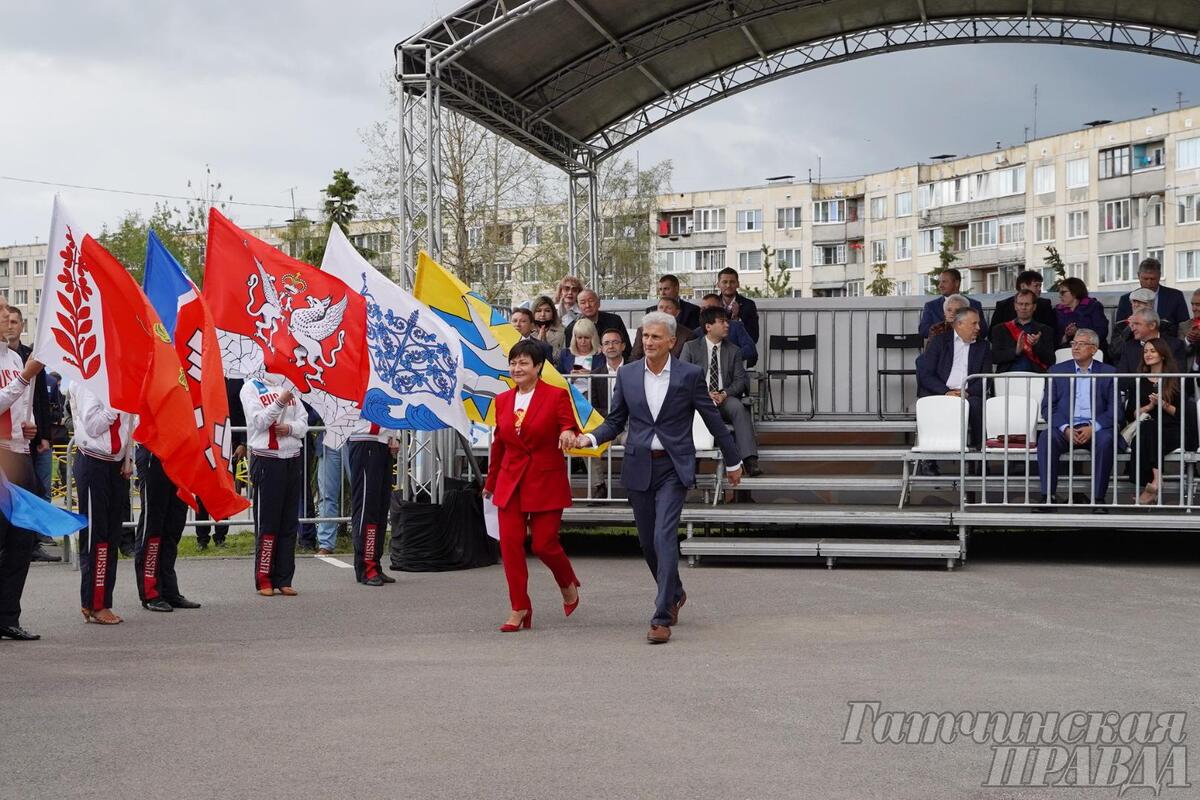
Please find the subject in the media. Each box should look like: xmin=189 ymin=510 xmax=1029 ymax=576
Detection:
xmin=669 ymin=591 xmax=687 ymax=626
xmin=278 ymin=587 xmax=299 ymax=596
xmin=647 ymin=625 xmax=671 ymax=644
xmin=258 ymin=588 xmax=275 ymax=597
xmin=316 ymin=548 xmax=332 ymax=556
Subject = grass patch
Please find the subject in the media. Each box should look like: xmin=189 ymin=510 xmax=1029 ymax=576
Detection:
xmin=177 ymin=532 xmax=359 ymax=558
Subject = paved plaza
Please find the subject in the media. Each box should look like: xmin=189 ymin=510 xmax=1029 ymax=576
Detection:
xmin=3 ymin=542 xmax=1198 ymax=799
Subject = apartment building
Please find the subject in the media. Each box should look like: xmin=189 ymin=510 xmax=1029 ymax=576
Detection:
xmin=0 ymin=245 xmax=46 ymax=333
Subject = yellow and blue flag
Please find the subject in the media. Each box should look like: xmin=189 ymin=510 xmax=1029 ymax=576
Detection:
xmin=413 ymin=252 xmax=606 ymax=454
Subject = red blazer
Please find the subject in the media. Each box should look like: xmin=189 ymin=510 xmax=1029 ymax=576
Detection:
xmin=484 ymin=382 xmax=579 ymax=512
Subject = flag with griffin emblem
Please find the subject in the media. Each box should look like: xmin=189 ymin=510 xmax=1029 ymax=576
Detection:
xmin=411 ymin=251 xmax=606 ymax=454
xmin=319 ymin=226 xmax=468 ymax=447
xmin=202 ymin=208 xmax=370 ymax=437
xmin=142 ymin=231 xmax=249 ymax=520
xmin=33 ymin=198 xmax=221 ymax=511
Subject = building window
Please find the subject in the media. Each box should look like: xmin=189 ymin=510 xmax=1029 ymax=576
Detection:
xmin=813 ymin=244 xmax=847 ymax=265
xmin=870 ymin=196 xmax=887 ymax=220
xmin=775 ymin=248 xmax=802 ymax=270
xmin=522 ymin=226 xmax=542 ymax=246
xmin=1177 ymin=194 xmax=1200 ymax=225
xmin=1034 ymin=215 xmax=1054 ymax=243
xmin=1146 ymin=196 xmax=1164 ymax=227
xmin=1067 ymin=210 xmax=1088 ymax=239
xmin=895 ymin=192 xmax=912 ymax=217
xmin=969 ymin=219 xmax=997 ymax=249
xmin=956 ymin=228 xmax=969 ymax=252
xmin=1146 ymin=248 xmax=1164 ymax=266
xmin=1099 ymin=146 xmax=1131 ymax=179
xmin=667 ymin=213 xmax=692 ymax=235
xmin=895 ymin=279 xmax=912 ymax=296
xmin=812 ymin=200 xmax=846 ymax=224
xmin=14 ymin=261 xmax=27 ymax=277
xmin=1034 ymin=165 xmax=1055 ymax=195
xmin=13 ymin=289 xmax=27 ymax=305
xmin=996 ymin=166 xmax=1025 ymax=197
xmin=737 ymin=250 xmax=763 ymax=271
xmin=657 ymin=250 xmax=694 ymax=273
xmin=735 ymin=209 xmax=762 ymax=233
xmin=1098 ymin=251 xmax=1137 ymax=284
xmin=0 ymin=262 xmax=7 ymax=277
xmin=693 ymin=208 xmax=725 ymax=232
xmin=694 ymin=249 xmax=725 ymax=271
xmin=1178 ymin=250 xmax=1200 ymax=280
xmin=776 ymin=207 xmax=801 ymax=230
xmin=489 ymin=263 xmax=510 ymax=283
xmin=34 ymin=259 xmax=45 ymax=276
xmin=1066 ymin=262 xmax=1087 ymax=280
xmin=870 ymin=240 xmax=886 ymax=263
xmin=1179 ymin=137 xmax=1200 ymax=171
xmin=34 ymin=289 xmax=40 ymax=304
xmin=1132 ymin=141 xmax=1164 ymax=170
xmin=918 ymin=228 xmax=939 ymax=255
xmin=1066 ymin=157 xmax=1089 ymax=188
xmin=846 ymin=280 xmax=864 ymax=297
xmin=1101 ymin=199 xmax=1131 ymax=232
xmin=466 ymin=227 xmax=482 ymax=247
xmin=0 ymin=289 xmax=8 ymax=302
xmin=895 ymin=236 xmax=912 ymax=261
xmin=999 ymin=216 xmax=1026 ymax=245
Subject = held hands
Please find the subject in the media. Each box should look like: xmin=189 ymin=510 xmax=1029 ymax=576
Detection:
xmin=1072 ymin=424 xmax=1093 ymax=446
xmin=558 ymin=430 xmax=577 ymax=450
xmin=726 ymin=466 xmax=743 ymax=487
xmin=709 ymin=390 xmax=726 ymax=406
xmin=120 ymin=458 xmax=133 ymax=479
xmin=572 ymin=433 xmax=592 ymax=450
xmin=945 ymin=389 xmax=962 ymax=398
xmin=20 ymin=422 xmax=36 ymax=441
xmin=274 ymin=423 xmax=291 ymax=437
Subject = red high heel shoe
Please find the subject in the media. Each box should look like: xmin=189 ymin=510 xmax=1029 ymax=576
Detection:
xmin=563 ymin=581 xmax=581 ymax=617
xmin=499 ymin=609 xmax=532 ymax=632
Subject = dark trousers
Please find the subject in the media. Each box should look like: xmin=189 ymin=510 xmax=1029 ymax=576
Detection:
xmin=0 ymin=451 xmax=37 ymax=627
xmin=194 ymin=501 xmax=227 ymax=546
xmin=348 ymin=441 xmax=392 ymax=582
xmin=134 ymin=447 xmax=188 ymax=603
xmin=250 ymin=454 xmax=301 ymax=591
xmin=299 ymin=437 xmax=319 ymax=548
xmin=626 ymin=455 xmax=688 ymax=627
xmin=75 ymin=453 xmax=128 ymax=611
xmin=1037 ymin=426 xmax=1117 ymax=501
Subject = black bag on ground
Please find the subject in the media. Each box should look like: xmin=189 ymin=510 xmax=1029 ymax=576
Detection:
xmin=388 ymin=478 xmax=497 ymax=571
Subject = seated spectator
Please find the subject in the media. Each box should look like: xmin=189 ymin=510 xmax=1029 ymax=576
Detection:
xmin=680 ymin=306 xmax=761 ymax=477
xmin=646 ymin=274 xmax=700 ymax=331
xmin=1054 ymin=277 xmax=1108 ymax=350
xmin=989 ymin=269 xmax=1056 ymax=331
xmin=990 ymin=288 xmax=1054 ymax=373
xmin=1183 ymin=288 xmax=1200 ymax=373
xmin=590 ymin=329 xmax=627 ymax=416
xmin=564 ymin=289 xmax=631 ymax=358
xmin=1110 ymin=288 xmax=1160 ymax=362
xmin=555 ymin=275 xmax=584 ymax=328
xmin=1114 ymin=257 xmax=1190 ymax=332
xmin=557 ymin=317 xmax=603 ymax=399
xmin=916 ymin=307 xmax=991 ymax=448
xmin=925 ymin=293 xmax=970 ymax=347
xmin=531 ymin=294 xmax=566 ymax=355
xmin=510 ymin=307 xmax=553 ymax=361
xmin=694 ymin=293 xmax=757 ymax=368
xmin=632 ymin=296 xmax=694 ymax=359
xmin=1036 ymin=329 xmax=1120 ymax=510
xmin=1123 ymin=339 xmax=1184 ymax=505
xmin=1116 ymin=308 xmax=1186 ymax=378
xmin=716 ymin=267 xmax=760 ymax=343
xmin=918 ymin=269 xmax=986 ymax=339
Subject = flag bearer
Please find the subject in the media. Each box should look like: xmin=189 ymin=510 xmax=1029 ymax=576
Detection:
xmin=240 ymin=373 xmax=307 ymax=597
xmin=134 ymin=447 xmax=201 ymax=612
xmin=69 ymin=383 xmax=136 ymax=626
xmin=346 ymin=420 xmax=399 ymax=586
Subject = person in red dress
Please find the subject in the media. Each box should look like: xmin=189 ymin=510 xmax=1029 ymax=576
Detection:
xmin=484 ymin=339 xmax=582 ymax=632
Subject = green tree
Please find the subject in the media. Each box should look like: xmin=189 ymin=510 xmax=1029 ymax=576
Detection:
xmin=867 ymin=262 xmax=895 ymax=297
xmin=323 ymin=168 xmax=361 ymax=236
xmin=1043 ymin=244 xmax=1067 ymax=289
xmin=927 ymin=232 xmax=960 ymax=293
xmin=286 ymin=169 xmax=375 ymax=266
xmin=745 ymin=244 xmax=791 ymax=298
xmin=98 ymin=202 xmax=205 ymax=284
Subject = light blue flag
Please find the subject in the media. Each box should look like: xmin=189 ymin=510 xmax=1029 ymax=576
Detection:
xmin=0 ymin=472 xmax=87 ymax=538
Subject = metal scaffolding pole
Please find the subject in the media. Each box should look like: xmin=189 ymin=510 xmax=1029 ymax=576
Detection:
xmin=566 ymin=164 xmax=600 ymax=289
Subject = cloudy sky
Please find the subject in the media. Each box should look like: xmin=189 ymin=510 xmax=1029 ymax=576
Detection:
xmin=2 ymin=1 xmax=1198 ymax=245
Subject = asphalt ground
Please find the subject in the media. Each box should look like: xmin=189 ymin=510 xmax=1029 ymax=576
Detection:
xmin=3 ymin=539 xmax=1198 ymax=800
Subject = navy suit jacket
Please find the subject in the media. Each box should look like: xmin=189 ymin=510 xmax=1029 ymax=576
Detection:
xmin=1040 ymin=360 xmax=1120 ymax=434
xmin=589 ymin=357 xmax=741 ymax=491
xmin=918 ymin=296 xmax=986 ymax=339
xmin=1115 ymin=285 xmax=1190 ymax=329
xmin=915 ymin=331 xmax=993 ymax=397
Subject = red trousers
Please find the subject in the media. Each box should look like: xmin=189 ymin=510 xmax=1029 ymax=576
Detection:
xmin=498 ymin=505 xmax=578 ymax=612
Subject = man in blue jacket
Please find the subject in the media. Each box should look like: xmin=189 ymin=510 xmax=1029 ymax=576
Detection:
xmin=918 ymin=269 xmax=986 ymax=339
xmin=1113 ymin=257 xmax=1189 ymax=332
xmin=1035 ymin=328 xmax=1121 ymax=512
xmin=916 ymin=306 xmax=992 ymax=449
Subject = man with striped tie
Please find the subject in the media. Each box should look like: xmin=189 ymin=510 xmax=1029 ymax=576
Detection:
xmin=68 ymin=383 xmax=136 ymax=625
xmin=346 ymin=420 xmax=399 ymax=586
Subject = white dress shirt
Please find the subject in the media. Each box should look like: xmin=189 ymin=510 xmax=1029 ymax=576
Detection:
xmin=704 ymin=337 xmax=723 ymax=392
xmin=946 ymin=333 xmax=971 ymax=391
xmin=644 ymin=359 xmax=671 ymax=450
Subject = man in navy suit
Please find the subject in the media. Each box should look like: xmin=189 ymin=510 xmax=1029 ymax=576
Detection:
xmin=1114 ymin=257 xmax=1190 ymax=331
xmin=918 ymin=269 xmax=986 ymax=339
xmin=578 ymin=312 xmax=742 ymax=644
xmin=1035 ymin=328 xmax=1121 ymax=511
xmin=916 ymin=306 xmax=992 ymax=448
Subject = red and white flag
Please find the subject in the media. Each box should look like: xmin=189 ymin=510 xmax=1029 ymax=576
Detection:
xmin=202 ymin=209 xmax=369 ymax=433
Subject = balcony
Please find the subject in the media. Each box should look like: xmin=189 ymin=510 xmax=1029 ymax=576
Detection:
xmin=657 ymin=229 xmax=727 ymax=249
xmin=917 ymin=194 xmax=1025 ymax=227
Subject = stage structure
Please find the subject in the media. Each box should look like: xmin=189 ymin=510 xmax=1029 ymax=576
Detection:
xmin=392 ymin=0 xmax=1200 ymax=499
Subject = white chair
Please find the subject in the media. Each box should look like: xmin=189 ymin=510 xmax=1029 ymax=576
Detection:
xmin=984 ymin=396 xmax=1038 ymax=453
xmin=910 ymin=395 xmax=967 ymax=454
xmin=994 ymin=372 xmax=1045 ymax=411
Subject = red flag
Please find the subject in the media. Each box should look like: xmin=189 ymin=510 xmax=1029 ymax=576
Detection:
xmin=65 ymin=235 xmax=239 ymax=514
xmin=203 ymin=208 xmax=369 ymax=402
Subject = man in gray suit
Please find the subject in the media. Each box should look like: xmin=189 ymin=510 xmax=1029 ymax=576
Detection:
xmin=577 ymin=312 xmax=743 ymax=644
xmin=680 ymin=306 xmax=761 ymax=477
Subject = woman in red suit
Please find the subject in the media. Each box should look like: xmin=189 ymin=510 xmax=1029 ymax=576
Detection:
xmin=484 ymin=339 xmax=582 ymax=632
